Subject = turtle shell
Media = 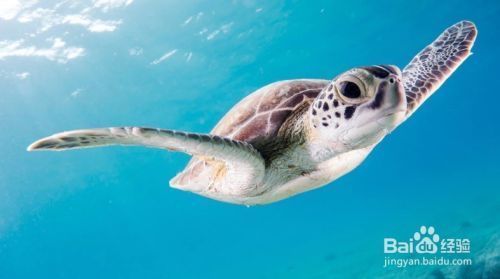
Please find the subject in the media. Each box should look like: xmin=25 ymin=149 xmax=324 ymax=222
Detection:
xmin=171 ymin=79 xmax=329 ymax=187
xmin=213 ymin=79 xmax=328 ymax=143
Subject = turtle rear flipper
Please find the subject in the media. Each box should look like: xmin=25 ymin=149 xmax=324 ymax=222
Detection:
xmin=403 ymin=20 xmax=477 ymax=118
xmin=28 ymin=127 xmax=265 ymax=193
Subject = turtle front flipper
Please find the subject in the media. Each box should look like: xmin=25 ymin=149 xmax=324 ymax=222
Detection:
xmin=402 ymin=20 xmax=477 ymax=118
xmin=28 ymin=127 xmax=265 ymax=193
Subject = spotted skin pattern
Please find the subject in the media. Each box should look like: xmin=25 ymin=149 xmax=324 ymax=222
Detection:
xmin=403 ymin=20 xmax=477 ymax=117
xmin=310 ymin=81 xmax=357 ymax=130
xmin=308 ymin=64 xmax=401 ymax=131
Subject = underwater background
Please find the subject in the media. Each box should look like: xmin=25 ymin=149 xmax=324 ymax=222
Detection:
xmin=0 ymin=0 xmax=499 ymax=278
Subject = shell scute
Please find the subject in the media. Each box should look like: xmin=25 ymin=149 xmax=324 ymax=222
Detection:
xmin=213 ymin=79 xmax=328 ymax=144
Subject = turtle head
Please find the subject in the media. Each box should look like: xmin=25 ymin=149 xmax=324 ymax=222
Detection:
xmin=309 ymin=65 xmax=407 ymax=155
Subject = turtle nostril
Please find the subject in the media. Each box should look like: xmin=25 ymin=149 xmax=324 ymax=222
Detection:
xmin=388 ymin=74 xmax=400 ymax=84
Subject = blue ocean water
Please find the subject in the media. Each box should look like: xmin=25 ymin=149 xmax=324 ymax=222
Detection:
xmin=1 ymin=0 xmax=499 ymax=278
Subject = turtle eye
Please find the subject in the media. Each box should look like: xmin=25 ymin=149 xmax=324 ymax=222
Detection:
xmin=337 ymin=81 xmax=361 ymax=98
xmin=335 ymin=76 xmax=366 ymax=104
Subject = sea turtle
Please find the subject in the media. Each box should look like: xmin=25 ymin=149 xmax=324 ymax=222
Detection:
xmin=28 ymin=21 xmax=477 ymax=205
